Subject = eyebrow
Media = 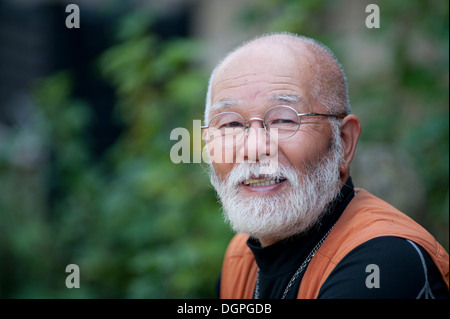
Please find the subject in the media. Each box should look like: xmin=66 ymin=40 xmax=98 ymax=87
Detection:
xmin=209 ymin=100 xmax=239 ymax=113
xmin=267 ymin=94 xmax=302 ymax=106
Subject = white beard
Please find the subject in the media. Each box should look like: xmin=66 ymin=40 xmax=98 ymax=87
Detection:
xmin=209 ymin=128 xmax=344 ymax=242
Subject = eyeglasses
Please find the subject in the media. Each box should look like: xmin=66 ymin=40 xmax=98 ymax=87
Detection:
xmin=202 ymin=105 xmax=346 ymax=145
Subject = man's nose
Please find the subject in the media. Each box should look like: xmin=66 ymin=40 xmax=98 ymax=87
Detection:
xmin=238 ymin=120 xmax=277 ymax=163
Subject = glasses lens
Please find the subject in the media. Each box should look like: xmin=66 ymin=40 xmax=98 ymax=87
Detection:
xmin=264 ymin=106 xmax=300 ymax=139
xmin=207 ymin=112 xmax=245 ymax=145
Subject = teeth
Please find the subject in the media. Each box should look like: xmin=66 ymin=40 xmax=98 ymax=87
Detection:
xmin=243 ymin=178 xmax=285 ymax=186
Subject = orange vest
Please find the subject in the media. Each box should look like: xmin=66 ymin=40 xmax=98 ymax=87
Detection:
xmin=220 ymin=188 xmax=449 ymax=299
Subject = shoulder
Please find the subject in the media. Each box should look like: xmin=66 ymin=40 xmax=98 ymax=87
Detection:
xmin=221 ymin=234 xmax=258 ymax=299
xmin=224 ymin=233 xmax=251 ymax=258
xmin=318 ymin=236 xmax=449 ymax=299
xmin=327 ymin=188 xmax=446 ymax=267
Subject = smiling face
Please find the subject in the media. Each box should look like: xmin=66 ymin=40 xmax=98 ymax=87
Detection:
xmin=209 ymin=39 xmax=335 ymax=182
xmin=206 ymin=35 xmax=361 ymax=246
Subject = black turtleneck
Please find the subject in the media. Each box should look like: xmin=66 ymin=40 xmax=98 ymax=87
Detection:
xmin=216 ymin=177 xmax=448 ymax=299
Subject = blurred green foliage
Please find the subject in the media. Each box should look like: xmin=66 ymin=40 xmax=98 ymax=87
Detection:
xmin=1 ymin=7 xmax=231 ymax=299
xmin=0 ymin=0 xmax=448 ymax=298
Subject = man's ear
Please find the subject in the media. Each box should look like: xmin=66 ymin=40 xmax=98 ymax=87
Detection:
xmin=339 ymin=114 xmax=362 ymax=176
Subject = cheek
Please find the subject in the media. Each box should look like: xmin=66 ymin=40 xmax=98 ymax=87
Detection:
xmin=207 ymin=141 xmax=236 ymax=170
xmin=279 ymin=134 xmax=330 ymax=171
xmin=211 ymin=162 xmax=234 ymax=181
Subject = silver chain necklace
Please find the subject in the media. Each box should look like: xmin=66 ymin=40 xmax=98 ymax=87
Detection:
xmin=253 ymin=224 xmax=335 ymax=299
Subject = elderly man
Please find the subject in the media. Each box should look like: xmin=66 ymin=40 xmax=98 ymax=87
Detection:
xmin=201 ymin=32 xmax=449 ymax=299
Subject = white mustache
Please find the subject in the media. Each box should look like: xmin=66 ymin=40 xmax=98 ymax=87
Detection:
xmin=225 ymin=161 xmax=300 ymax=188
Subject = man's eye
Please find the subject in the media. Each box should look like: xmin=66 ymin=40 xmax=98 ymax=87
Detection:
xmin=271 ymin=119 xmax=296 ymax=124
xmin=222 ymin=121 xmax=244 ymax=128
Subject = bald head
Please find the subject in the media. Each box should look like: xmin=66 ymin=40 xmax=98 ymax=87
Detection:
xmin=205 ymin=33 xmax=350 ymax=123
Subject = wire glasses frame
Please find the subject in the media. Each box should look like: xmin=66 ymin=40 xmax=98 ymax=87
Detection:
xmin=201 ymin=105 xmax=346 ymax=145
